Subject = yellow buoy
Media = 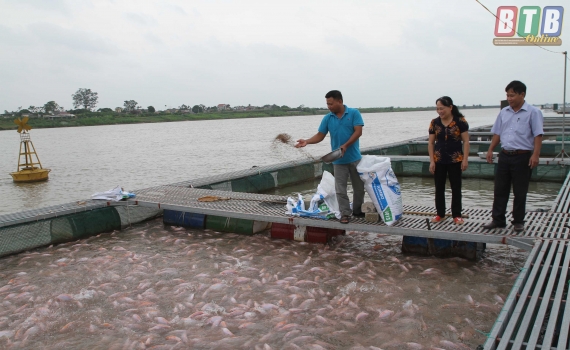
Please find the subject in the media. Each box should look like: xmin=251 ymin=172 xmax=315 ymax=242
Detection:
xmin=10 ymin=117 xmax=50 ymax=182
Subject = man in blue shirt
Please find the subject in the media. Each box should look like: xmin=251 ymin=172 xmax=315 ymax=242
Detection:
xmin=295 ymin=90 xmax=365 ymax=224
xmin=483 ymin=81 xmax=544 ymax=232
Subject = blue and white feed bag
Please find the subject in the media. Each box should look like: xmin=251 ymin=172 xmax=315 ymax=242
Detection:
xmin=357 ymin=155 xmax=403 ymax=225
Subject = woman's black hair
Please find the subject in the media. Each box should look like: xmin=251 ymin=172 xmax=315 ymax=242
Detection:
xmin=436 ymin=96 xmax=464 ymax=119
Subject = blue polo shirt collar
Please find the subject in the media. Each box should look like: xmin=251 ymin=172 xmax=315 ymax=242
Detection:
xmin=327 ymin=105 xmax=348 ymax=119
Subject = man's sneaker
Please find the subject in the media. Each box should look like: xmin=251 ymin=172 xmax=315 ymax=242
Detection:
xmin=352 ymin=212 xmax=366 ymax=218
xmin=453 ymin=217 xmax=465 ymax=225
xmin=513 ymin=223 xmax=524 ymax=232
xmin=431 ymin=215 xmax=444 ymax=223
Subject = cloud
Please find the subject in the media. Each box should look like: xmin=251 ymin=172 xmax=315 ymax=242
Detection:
xmin=0 ymin=24 xmax=28 ymax=48
xmin=11 ymin=0 xmax=70 ymax=14
xmin=144 ymin=32 xmax=163 ymax=46
xmin=0 ymin=0 xmax=568 ymax=112
xmin=324 ymin=35 xmax=372 ymax=55
xmin=28 ymin=22 xmax=119 ymax=54
xmin=162 ymin=2 xmax=187 ymax=15
xmin=123 ymin=12 xmax=157 ymax=27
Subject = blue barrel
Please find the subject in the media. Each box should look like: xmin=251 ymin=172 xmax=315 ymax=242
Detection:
xmin=402 ymin=236 xmax=485 ymax=261
xmin=430 ymin=239 xmax=486 ymax=261
xmin=402 ymin=236 xmax=429 ymax=255
xmin=163 ymin=210 xmax=205 ymax=228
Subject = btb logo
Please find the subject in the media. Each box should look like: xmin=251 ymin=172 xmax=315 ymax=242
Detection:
xmin=493 ymin=6 xmax=564 ymax=46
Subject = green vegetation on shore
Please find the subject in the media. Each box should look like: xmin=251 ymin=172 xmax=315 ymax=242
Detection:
xmin=0 ymin=105 xmax=499 ymax=131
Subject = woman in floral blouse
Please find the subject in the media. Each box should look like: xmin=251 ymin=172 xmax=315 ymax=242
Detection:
xmin=428 ymin=96 xmax=470 ymax=225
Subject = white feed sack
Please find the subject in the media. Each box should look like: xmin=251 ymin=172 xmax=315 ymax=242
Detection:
xmin=357 ymin=155 xmax=403 ymax=225
xmin=315 ymin=171 xmax=341 ymax=219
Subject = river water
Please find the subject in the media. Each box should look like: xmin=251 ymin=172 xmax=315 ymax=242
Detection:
xmin=0 ymin=109 xmax=562 ymax=349
xmin=0 ymin=108 xmax=559 ymax=215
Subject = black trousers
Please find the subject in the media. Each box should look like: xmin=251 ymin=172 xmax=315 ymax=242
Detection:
xmin=434 ymin=162 xmax=462 ymax=218
xmin=492 ymin=152 xmax=532 ymax=225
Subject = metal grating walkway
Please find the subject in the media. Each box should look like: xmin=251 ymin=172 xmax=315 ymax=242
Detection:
xmin=484 ymin=239 xmax=570 ymax=350
xmin=117 ymin=185 xmax=570 ymax=249
xmin=482 ymin=163 xmax=570 ymax=349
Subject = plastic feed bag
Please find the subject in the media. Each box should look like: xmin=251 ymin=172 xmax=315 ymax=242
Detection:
xmin=284 ymin=171 xmax=340 ymax=220
xmin=357 ymin=156 xmax=403 ymax=225
xmin=286 ymin=194 xmax=334 ymax=219
xmin=91 ymin=186 xmax=136 ymax=202
xmin=316 ymin=171 xmax=341 ymax=219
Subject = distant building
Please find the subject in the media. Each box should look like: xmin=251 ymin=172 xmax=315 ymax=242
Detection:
xmin=115 ymin=107 xmax=123 ymax=113
xmin=45 ymin=112 xmax=76 ymax=120
xmin=217 ymin=104 xmax=229 ymax=111
xmin=22 ymin=113 xmax=40 ymax=118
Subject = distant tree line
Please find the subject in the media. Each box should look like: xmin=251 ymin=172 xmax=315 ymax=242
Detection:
xmin=4 ymin=101 xmax=66 ymax=117
xmin=2 ymin=86 xmax=326 ymax=118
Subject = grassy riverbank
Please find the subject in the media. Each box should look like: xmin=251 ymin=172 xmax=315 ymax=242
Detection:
xmin=0 ymin=110 xmax=321 ymax=130
xmin=0 ymin=105 xmax=499 ymax=131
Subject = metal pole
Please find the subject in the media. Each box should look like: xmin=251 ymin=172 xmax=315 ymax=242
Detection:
xmin=552 ymin=51 xmax=569 ymax=161
xmin=562 ymin=51 xmax=568 ymax=160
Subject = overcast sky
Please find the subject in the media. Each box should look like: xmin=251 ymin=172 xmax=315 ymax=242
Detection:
xmin=1 ymin=0 xmax=568 ymax=111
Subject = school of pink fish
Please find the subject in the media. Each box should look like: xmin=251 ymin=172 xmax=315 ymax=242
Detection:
xmin=0 ymin=218 xmax=527 ymax=349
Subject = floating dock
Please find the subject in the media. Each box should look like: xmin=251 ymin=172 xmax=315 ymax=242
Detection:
xmin=119 ymin=186 xmax=536 ymax=250
xmin=486 ymin=239 xmax=569 ymax=350
xmin=1 ymin=119 xmax=570 ymax=349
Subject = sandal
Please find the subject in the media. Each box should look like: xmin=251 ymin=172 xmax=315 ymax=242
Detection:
xmin=340 ymin=215 xmax=350 ymax=224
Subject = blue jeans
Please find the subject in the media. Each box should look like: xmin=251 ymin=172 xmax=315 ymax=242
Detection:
xmin=333 ymin=160 xmax=365 ymax=217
